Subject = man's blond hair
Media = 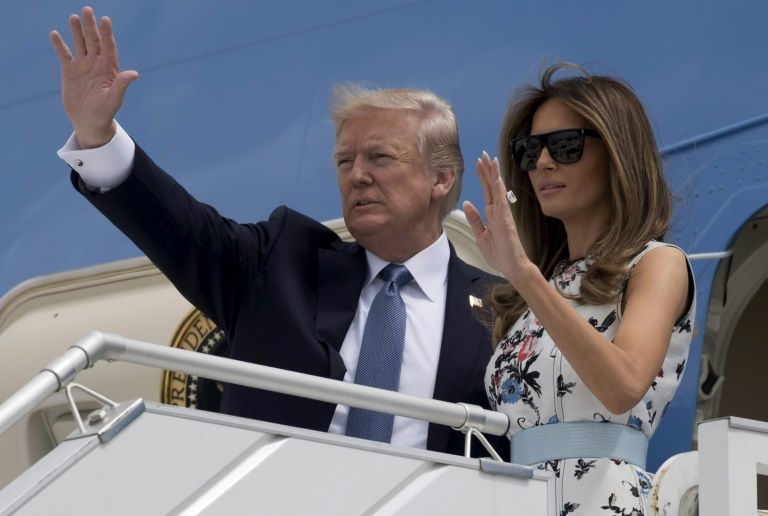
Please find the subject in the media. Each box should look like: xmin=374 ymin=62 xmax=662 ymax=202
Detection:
xmin=331 ymin=84 xmax=464 ymax=218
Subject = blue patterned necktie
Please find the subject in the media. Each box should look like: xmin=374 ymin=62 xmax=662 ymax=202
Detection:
xmin=345 ymin=263 xmax=413 ymax=443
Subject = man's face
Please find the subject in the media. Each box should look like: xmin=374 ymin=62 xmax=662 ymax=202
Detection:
xmin=334 ymin=108 xmax=444 ymax=256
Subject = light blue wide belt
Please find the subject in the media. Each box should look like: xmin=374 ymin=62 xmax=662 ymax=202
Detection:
xmin=509 ymin=421 xmax=648 ymax=469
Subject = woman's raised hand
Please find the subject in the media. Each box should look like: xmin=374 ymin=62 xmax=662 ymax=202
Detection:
xmin=50 ymin=6 xmax=139 ymax=148
xmin=463 ymin=151 xmax=533 ymax=283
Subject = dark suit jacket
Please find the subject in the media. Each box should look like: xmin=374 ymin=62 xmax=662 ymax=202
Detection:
xmin=74 ymin=144 xmax=505 ymax=456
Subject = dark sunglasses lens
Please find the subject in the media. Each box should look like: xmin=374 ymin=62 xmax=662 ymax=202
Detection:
xmin=548 ymin=130 xmax=585 ymax=164
xmin=512 ymin=137 xmax=542 ymax=171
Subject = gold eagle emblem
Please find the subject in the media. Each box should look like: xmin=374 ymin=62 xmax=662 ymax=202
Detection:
xmin=161 ymin=309 xmax=227 ymax=409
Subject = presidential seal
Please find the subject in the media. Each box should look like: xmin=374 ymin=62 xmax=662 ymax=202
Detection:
xmin=161 ymin=308 xmax=228 ymax=410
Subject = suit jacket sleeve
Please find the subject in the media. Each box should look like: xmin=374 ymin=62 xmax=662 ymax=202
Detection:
xmin=72 ymin=142 xmax=287 ymax=336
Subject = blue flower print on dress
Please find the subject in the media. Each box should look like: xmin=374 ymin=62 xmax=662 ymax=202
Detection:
xmin=500 ymin=377 xmax=523 ymax=404
xmin=636 ymin=469 xmax=653 ymax=498
xmin=627 ymin=414 xmax=643 ymax=430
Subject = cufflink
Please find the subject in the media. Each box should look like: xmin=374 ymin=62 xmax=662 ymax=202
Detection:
xmin=469 ymin=295 xmax=483 ymax=308
xmin=75 ymin=159 xmax=84 ymax=167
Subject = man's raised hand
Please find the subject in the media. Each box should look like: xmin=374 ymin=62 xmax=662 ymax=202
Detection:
xmin=50 ymin=6 xmax=138 ymax=148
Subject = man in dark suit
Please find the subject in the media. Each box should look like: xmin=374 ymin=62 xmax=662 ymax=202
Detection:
xmin=51 ymin=7 xmax=503 ymax=456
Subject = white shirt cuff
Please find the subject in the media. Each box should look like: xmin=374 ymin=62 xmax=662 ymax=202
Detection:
xmin=57 ymin=121 xmax=135 ymax=190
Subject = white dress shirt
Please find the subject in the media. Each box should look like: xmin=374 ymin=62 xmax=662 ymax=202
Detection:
xmin=57 ymin=121 xmax=134 ymax=189
xmin=57 ymin=121 xmax=450 ymax=449
xmin=327 ymin=235 xmax=449 ymax=449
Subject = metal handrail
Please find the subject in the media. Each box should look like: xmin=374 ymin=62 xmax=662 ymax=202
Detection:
xmin=0 ymin=331 xmax=510 ymax=440
xmin=687 ymin=250 xmax=733 ymax=261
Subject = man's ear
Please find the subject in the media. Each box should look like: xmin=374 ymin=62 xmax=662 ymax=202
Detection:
xmin=431 ymin=167 xmax=456 ymax=200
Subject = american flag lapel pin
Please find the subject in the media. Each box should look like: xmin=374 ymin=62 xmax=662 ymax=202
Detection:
xmin=469 ymin=295 xmax=483 ymax=308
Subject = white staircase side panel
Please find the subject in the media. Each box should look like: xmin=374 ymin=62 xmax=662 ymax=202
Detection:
xmin=698 ymin=417 xmax=768 ymax=516
xmin=11 ymin=411 xmax=270 ymax=516
xmin=1 ymin=403 xmax=555 ymax=516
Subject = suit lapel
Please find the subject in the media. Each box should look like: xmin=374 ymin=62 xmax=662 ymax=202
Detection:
xmin=427 ymin=247 xmax=487 ymax=452
xmin=316 ymin=241 xmax=367 ymax=381
xmin=315 ymin=240 xmax=491 ymax=452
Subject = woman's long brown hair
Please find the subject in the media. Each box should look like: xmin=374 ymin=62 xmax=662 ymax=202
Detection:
xmin=490 ymin=63 xmax=672 ymax=345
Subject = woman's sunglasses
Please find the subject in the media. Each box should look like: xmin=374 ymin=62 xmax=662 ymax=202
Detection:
xmin=510 ymin=128 xmax=602 ymax=171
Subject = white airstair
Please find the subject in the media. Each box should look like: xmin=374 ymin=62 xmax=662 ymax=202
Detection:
xmin=0 ymin=331 xmax=552 ymax=515
xmin=0 ymin=331 xmax=766 ymax=515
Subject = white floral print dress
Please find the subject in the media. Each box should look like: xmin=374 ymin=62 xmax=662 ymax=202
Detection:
xmin=486 ymin=241 xmax=695 ymax=515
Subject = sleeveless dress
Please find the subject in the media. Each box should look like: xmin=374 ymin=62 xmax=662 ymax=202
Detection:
xmin=485 ymin=241 xmax=695 ymax=515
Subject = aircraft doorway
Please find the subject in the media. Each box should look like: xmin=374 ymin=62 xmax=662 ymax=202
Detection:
xmin=698 ymin=206 xmax=768 ymax=508
xmin=716 ymin=280 xmax=768 ymax=422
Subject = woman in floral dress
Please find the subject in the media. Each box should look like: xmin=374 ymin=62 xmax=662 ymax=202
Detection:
xmin=463 ymin=63 xmax=695 ymax=515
